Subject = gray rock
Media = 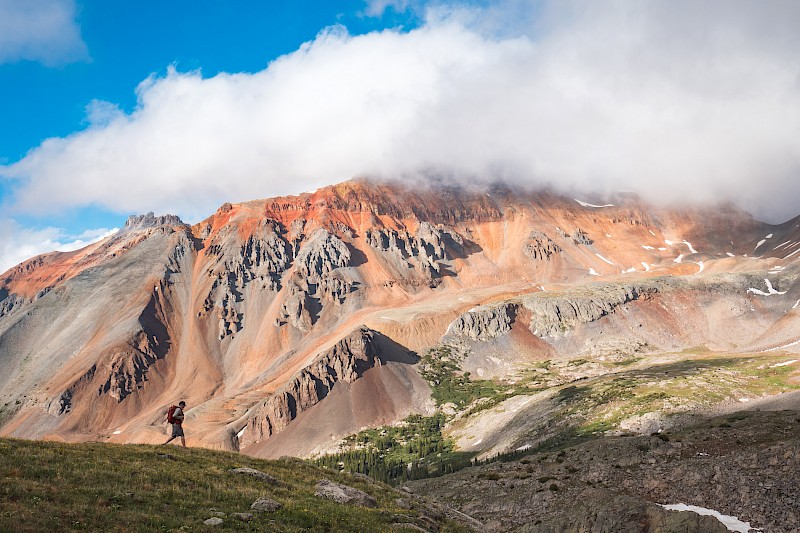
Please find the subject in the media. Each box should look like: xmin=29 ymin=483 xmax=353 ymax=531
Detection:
xmin=232 ymin=512 xmax=253 ymax=522
xmin=250 ymin=497 xmax=283 ymax=513
xmin=203 ymin=517 xmax=224 ymax=526
xmin=314 ymin=479 xmax=378 ymax=507
xmin=524 ymin=232 xmax=562 ymax=260
xmin=230 ymin=467 xmax=278 ymax=484
xmin=449 ymin=304 xmax=516 ymax=340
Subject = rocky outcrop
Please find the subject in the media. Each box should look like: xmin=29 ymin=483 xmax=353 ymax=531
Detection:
xmin=523 ymin=232 xmax=561 ymax=260
xmin=277 ymin=280 xmax=315 ymax=331
xmin=122 ymin=212 xmax=185 ymax=231
xmin=571 ymin=228 xmax=593 ymax=245
xmin=241 ymin=326 xmax=384 ymax=448
xmin=447 ymin=283 xmax=661 ymax=341
xmin=99 ymin=285 xmax=172 ymax=402
xmin=522 ymin=283 xmax=660 ymax=338
xmin=203 ymin=221 xmax=292 ymax=338
xmin=295 ymin=229 xmax=351 ymax=280
xmin=276 ymin=229 xmax=354 ymax=330
xmin=366 ymin=222 xmax=464 ymax=284
xmin=0 ymin=289 xmax=24 ymax=319
xmin=448 ymin=304 xmax=517 ymax=340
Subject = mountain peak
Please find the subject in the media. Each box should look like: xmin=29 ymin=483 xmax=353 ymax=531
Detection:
xmin=122 ymin=212 xmax=185 ymax=230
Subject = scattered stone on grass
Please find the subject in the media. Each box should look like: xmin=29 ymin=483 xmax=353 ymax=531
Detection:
xmin=203 ymin=517 xmax=224 ymax=526
xmin=232 ymin=512 xmax=253 ymax=522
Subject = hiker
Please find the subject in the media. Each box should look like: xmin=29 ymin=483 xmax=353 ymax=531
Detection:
xmin=163 ymin=401 xmax=187 ymax=447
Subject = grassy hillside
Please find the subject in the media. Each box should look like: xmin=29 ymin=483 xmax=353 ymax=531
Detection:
xmin=0 ymin=438 xmax=474 ymax=532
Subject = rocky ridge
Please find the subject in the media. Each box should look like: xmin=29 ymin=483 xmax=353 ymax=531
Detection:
xmin=240 ymin=326 xmax=385 ymax=449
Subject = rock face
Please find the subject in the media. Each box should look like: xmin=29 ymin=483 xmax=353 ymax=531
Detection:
xmin=521 ymin=282 xmax=660 ymax=338
xmin=449 ymin=304 xmax=516 ymax=341
xmin=240 ymin=326 xmax=384 ymax=449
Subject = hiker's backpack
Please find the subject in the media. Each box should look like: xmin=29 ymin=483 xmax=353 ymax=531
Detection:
xmin=167 ymin=405 xmax=179 ymax=424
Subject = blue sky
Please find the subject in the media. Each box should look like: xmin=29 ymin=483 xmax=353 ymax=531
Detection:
xmin=1 ymin=0 xmax=799 ymax=272
xmin=0 ymin=0 xmax=421 ymax=268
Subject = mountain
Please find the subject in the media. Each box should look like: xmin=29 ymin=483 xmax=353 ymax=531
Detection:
xmin=1 ymin=178 xmax=799 ymax=464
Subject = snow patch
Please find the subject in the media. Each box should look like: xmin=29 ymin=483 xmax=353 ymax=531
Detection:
xmin=766 ymin=339 xmax=800 ymax=351
xmin=673 ymin=254 xmax=684 ymax=264
xmin=236 ymin=427 xmax=247 ymax=439
xmin=793 ymin=299 xmax=800 ymax=309
xmin=649 ymin=230 xmax=656 ymax=236
xmin=754 ymin=239 xmax=766 ymax=251
xmin=658 ymin=247 xmax=667 ymax=251
xmin=784 ymin=248 xmax=800 ymax=259
xmin=623 ymin=267 xmax=636 ymax=273
xmin=575 ymin=199 xmax=614 ymax=208
xmin=774 ymin=240 xmax=792 ymax=250
xmin=682 ymin=241 xmax=698 ymax=254
xmin=642 ymin=245 xmax=655 ymax=250
xmin=771 ymin=359 xmax=798 ymax=368
xmin=516 ymin=444 xmax=532 ymax=451
xmin=112 ymin=430 xmax=122 ymax=435
xmin=766 ymin=233 xmax=773 ymax=239
xmin=664 ymin=239 xmax=674 ymax=245
xmin=659 ymin=504 xmax=753 ymax=532
xmin=726 ymin=252 xmax=735 ymax=257
xmin=595 ymin=253 xmax=614 ymax=265
xmin=588 ymin=268 xmax=600 ymax=276
xmin=641 ymin=262 xmax=650 ymax=271
xmin=695 ymin=261 xmax=704 ymax=273
xmin=747 ymin=279 xmax=786 ymax=296
xmin=605 ymin=233 xmax=611 ymax=238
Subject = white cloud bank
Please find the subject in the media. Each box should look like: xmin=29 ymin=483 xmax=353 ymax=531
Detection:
xmin=2 ymin=0 xmax=800 ymax=223
xmin=0 ymin=0 xmax=87 ymax=65
xmin=0 ymin=221 xmax=117 ymax=274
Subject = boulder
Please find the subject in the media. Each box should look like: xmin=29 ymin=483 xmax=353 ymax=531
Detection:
xmin=250 ymin=497 xmax=283 ymax=513
xmin=230 ymin=467 xmax=278 ymax=484
xmin=314 ymin=479 xmax=377 ymax=507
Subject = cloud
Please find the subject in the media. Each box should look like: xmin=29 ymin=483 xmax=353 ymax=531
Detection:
xmin=363 ymin=0 xmax=412 ymax=17
xmin=0 ymin=220 xmax=117 ymax=274
xmin=2 ymin=0 xmax=800 ymax=223
xmin=0 ymin=0 xmax=88 ymax=65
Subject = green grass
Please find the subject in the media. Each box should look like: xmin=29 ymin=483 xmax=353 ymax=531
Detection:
xmin=314 ymin=414 xmax=476 ymax=484
xmin=418 ymin=345 xmax=539 ymax=413
xmin=0 ymin=438 xmax=472 ymax=533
